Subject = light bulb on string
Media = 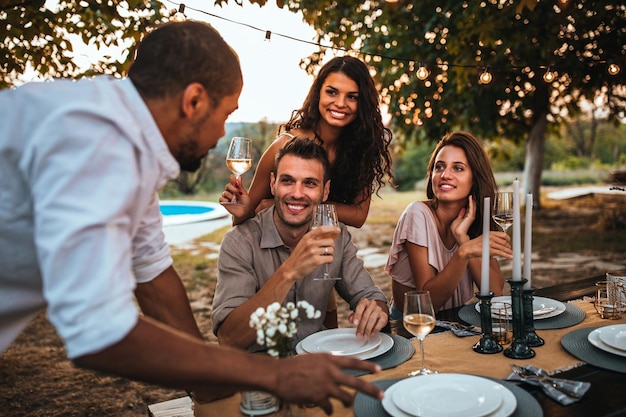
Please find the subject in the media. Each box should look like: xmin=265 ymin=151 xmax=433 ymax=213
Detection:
xmin=416 ymin=63 xmax=430 ymax=80
xmin=172 ymin=4 xmax=186 ymax=21
xmin=265 ymin=30 xmax=272 ymax=42
xmin=608 ymin=62 xmax=621 ymax=76
xmin=479 ymin=67 xmax=492 ymax=85
xmin=543 ymin=67 xmax=556 ymax=83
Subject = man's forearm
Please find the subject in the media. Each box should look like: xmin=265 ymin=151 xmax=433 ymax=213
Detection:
xmin=135 ymin=265 xmax=204 ymax=340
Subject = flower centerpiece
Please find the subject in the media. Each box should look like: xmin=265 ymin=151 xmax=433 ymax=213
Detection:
xmin=249 ymin=300 xmax=321 ymax=358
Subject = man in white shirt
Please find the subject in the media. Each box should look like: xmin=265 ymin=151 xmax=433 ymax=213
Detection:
xmin=0 ymin=20 xmax=383 ymax=412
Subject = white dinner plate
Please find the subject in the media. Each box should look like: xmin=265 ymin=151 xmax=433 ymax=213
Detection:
xmin=589 ymin=327 xmax=626 ymax=357
xmin=598 ymin=324 xmax=626 ymax=351
xmin=474 ymin=296 xmax=566 ymax=320
xmin=300 ymin=328 xmax=382 ymax=356
xmin=382 ymin=375 xmax=517 ymax=417
xmin=295 ymin=331 xmax=394 ymax=360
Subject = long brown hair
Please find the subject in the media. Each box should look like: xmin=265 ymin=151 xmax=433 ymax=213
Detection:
xmin=279 ymin=56 xmax=394 ymax=204
xmin=426 ymin=131 xmax=498 ymax=238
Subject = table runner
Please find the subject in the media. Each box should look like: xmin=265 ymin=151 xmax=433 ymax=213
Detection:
xmin=193 ymin=300 xmax=626 ymax=417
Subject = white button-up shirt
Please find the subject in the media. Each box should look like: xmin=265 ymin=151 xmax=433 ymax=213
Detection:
xmin=0 ymin=77 xmax=180 ymax=358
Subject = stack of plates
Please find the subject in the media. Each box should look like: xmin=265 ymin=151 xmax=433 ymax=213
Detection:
xmin=475 ymin=296 xmax=566 ymax=319
xmin=295 ymin=328 xmax=394 ymax=360
xmin=587 ymin=324 xmax=626 ymax=357
xmin=382 ymin=374 xmax=517 ymax=417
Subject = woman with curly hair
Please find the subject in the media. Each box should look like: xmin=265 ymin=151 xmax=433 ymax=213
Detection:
xmin=221 ymin=55 xmax=394 ymax=228
xmin=385 ymin=131 xmax=512 ymax=315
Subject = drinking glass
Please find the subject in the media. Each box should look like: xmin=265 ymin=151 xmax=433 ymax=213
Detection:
xmin=595 ymin=280 xmax=623 ymax=319
xmin=493 ymin=191 xmax=514 ymax=233
xmin=311 ymin=203 xmax=341 ymax=281
xmin=222 ymin=137 xmax=252 ymax=205
xmin=492 ymin=302 xmax=512 ymax=345
xmin=403 ymin=291 xmax=436 ymax=376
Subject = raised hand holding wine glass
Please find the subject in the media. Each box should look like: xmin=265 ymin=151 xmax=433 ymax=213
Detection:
xmin=222 ymin=137 xmax=252 ymax=206
xmin=493 ymin=191 xmax=514 ymax=233
xmin=403 ymin=290 xmax=437 ymax=376
xmin=311 ymin=203 xmax=341 ymax=281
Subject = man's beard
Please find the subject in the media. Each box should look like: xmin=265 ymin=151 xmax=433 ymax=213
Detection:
xmin=176 ymin=122 xmax=206 ymax=172
xmin=178 ymin=150 xmax=203 ymax=172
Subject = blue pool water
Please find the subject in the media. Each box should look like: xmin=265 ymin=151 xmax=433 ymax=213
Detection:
xmin=159 ymin=205 xmax=214 ymax=216
xmin=158 ymin=200 xmax=228 ymax=226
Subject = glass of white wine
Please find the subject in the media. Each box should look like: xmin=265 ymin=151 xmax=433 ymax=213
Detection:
xmin=311 ymin=203 xmax=341 ymax=281
xmin=493 ymin=191 xmax=514 ymax=232
xmin=223 ymin=137 xmax=252 ymax=205
xmin=403 ymin=290 xmax=436 ymax=376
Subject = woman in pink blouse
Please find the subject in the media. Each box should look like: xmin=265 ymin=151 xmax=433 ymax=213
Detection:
xmin=386 ymin=131 xmax=513 ymax=316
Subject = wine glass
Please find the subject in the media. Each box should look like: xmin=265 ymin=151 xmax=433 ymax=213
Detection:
xmin=311 ymin=203 xmax=341 ymax=281
xmin=222 ymin=137 xmax=252 ymax=205
xmin=493 ymin=191 xmax=514 ymax=233
xmin=403 ymin=290 xmax=436 ymax=376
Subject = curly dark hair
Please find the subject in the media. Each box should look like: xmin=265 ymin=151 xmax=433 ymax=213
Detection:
xmin=128 ymin=21 xmax=242 ymax=108
xmin=279 ymin=56 xmax=394 ymax=205
xmin=425 ymin=131 xmax=498 ymax=238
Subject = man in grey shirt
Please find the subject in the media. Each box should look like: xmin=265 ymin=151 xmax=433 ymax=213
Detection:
xmin=213 ymin=136 xmax=389 ymax=351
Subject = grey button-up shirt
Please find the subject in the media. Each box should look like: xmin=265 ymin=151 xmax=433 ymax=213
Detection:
xmin=212 ymin=207 xmax=387 ymax=351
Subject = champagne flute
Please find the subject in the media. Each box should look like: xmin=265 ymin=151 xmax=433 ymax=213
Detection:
xmin=311 ymin=203 xmax=341 ymax=281
xmin=493 ymin=191 xmax=514 ymax=233
xmin=223 ymin=137 xmax=252 ymax=205
xmin=403 ymin=291 xmax=436 ymax=376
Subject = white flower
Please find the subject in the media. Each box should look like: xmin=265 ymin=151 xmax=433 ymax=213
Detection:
xmin=249 ymin=300 xmax=321 ymax=358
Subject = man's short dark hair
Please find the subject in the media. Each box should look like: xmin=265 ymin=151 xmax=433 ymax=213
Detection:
xmin=127 ymin=21 xmax=242 ymax=108
xmin=274 ymin=136 xmax=330 ymax=182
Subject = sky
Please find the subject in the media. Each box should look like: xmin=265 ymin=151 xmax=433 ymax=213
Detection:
xmin=26 ymin=1 xmax=323 ymax=124
xmin=168 ymin=1 xmax=322 ymax=123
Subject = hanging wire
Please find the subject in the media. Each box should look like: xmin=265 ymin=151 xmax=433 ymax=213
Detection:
xmin=164 ymin=1 xmax=622 ymax=84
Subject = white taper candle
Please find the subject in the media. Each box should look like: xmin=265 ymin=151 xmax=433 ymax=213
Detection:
xmin=523 ymin=193 xmax=533 ymax=289
xmin=481 ymin=196 xmax=491 ymax=295
xmin=512 ymin=180 xmax=522 ymax=280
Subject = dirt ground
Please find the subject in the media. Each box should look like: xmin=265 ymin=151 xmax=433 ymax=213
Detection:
xmin=1 ymin=191 xmax=625 ymax=416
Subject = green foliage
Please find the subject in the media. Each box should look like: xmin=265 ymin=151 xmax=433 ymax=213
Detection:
xmin=1 ymin=0 xmax=170 ymax=89
xmin=392 ymin=139 xmax=433 ymax=191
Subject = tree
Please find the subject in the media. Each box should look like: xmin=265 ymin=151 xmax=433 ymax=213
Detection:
xmin=219 ymin=0 xmax=625 ymax=208
xmin=1 ymin=0 xmax=170 ymax=89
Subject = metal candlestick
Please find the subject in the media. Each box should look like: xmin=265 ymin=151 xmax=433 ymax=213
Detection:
xmin=473 ymin=291 xmax=503 ymax=354
xmin=504 ymin=279 xmax=535 ymax=359
xmin=523 ymin=287 xmax=545 ymax=347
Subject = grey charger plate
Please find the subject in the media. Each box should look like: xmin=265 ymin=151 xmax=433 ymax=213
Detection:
xmin=354 ymin=376 xmax=543 ymax=417
xmin=561 ymin=326 xmax=626 ymax=373
xmin=459 ymin=302 xmax=585 ymax=330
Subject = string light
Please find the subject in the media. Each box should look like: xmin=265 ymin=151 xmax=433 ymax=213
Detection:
xmin=416 ymin=62 xmax=430 ymax=80
xmin=163 ymin=1 xmax=622 ymax=88
xmin=543 ymin=67 xmax=556 ymax=83
xmin=171 ymin=3 xmax=186 ymax=21
xmin=479 ymin=67 xmax=493 ymax=84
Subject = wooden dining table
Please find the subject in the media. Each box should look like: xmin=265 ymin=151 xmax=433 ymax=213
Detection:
xmin=193 ymin=274 xmax=626 ymax=417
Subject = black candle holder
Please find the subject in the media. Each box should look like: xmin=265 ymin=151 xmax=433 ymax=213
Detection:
xmin=523 ymin=287 xmax=545 ymax=347
xmin=473 ymin=291 xmax=503 ymax=354
xmin=503 ymin=279 xmax=535 ymax=359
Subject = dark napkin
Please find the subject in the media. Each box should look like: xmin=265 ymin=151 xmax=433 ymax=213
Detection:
xmin=505 ymin=364 xmax=590 ymax=405
xmin=436 ymin=320 xmax=481 ymax=336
